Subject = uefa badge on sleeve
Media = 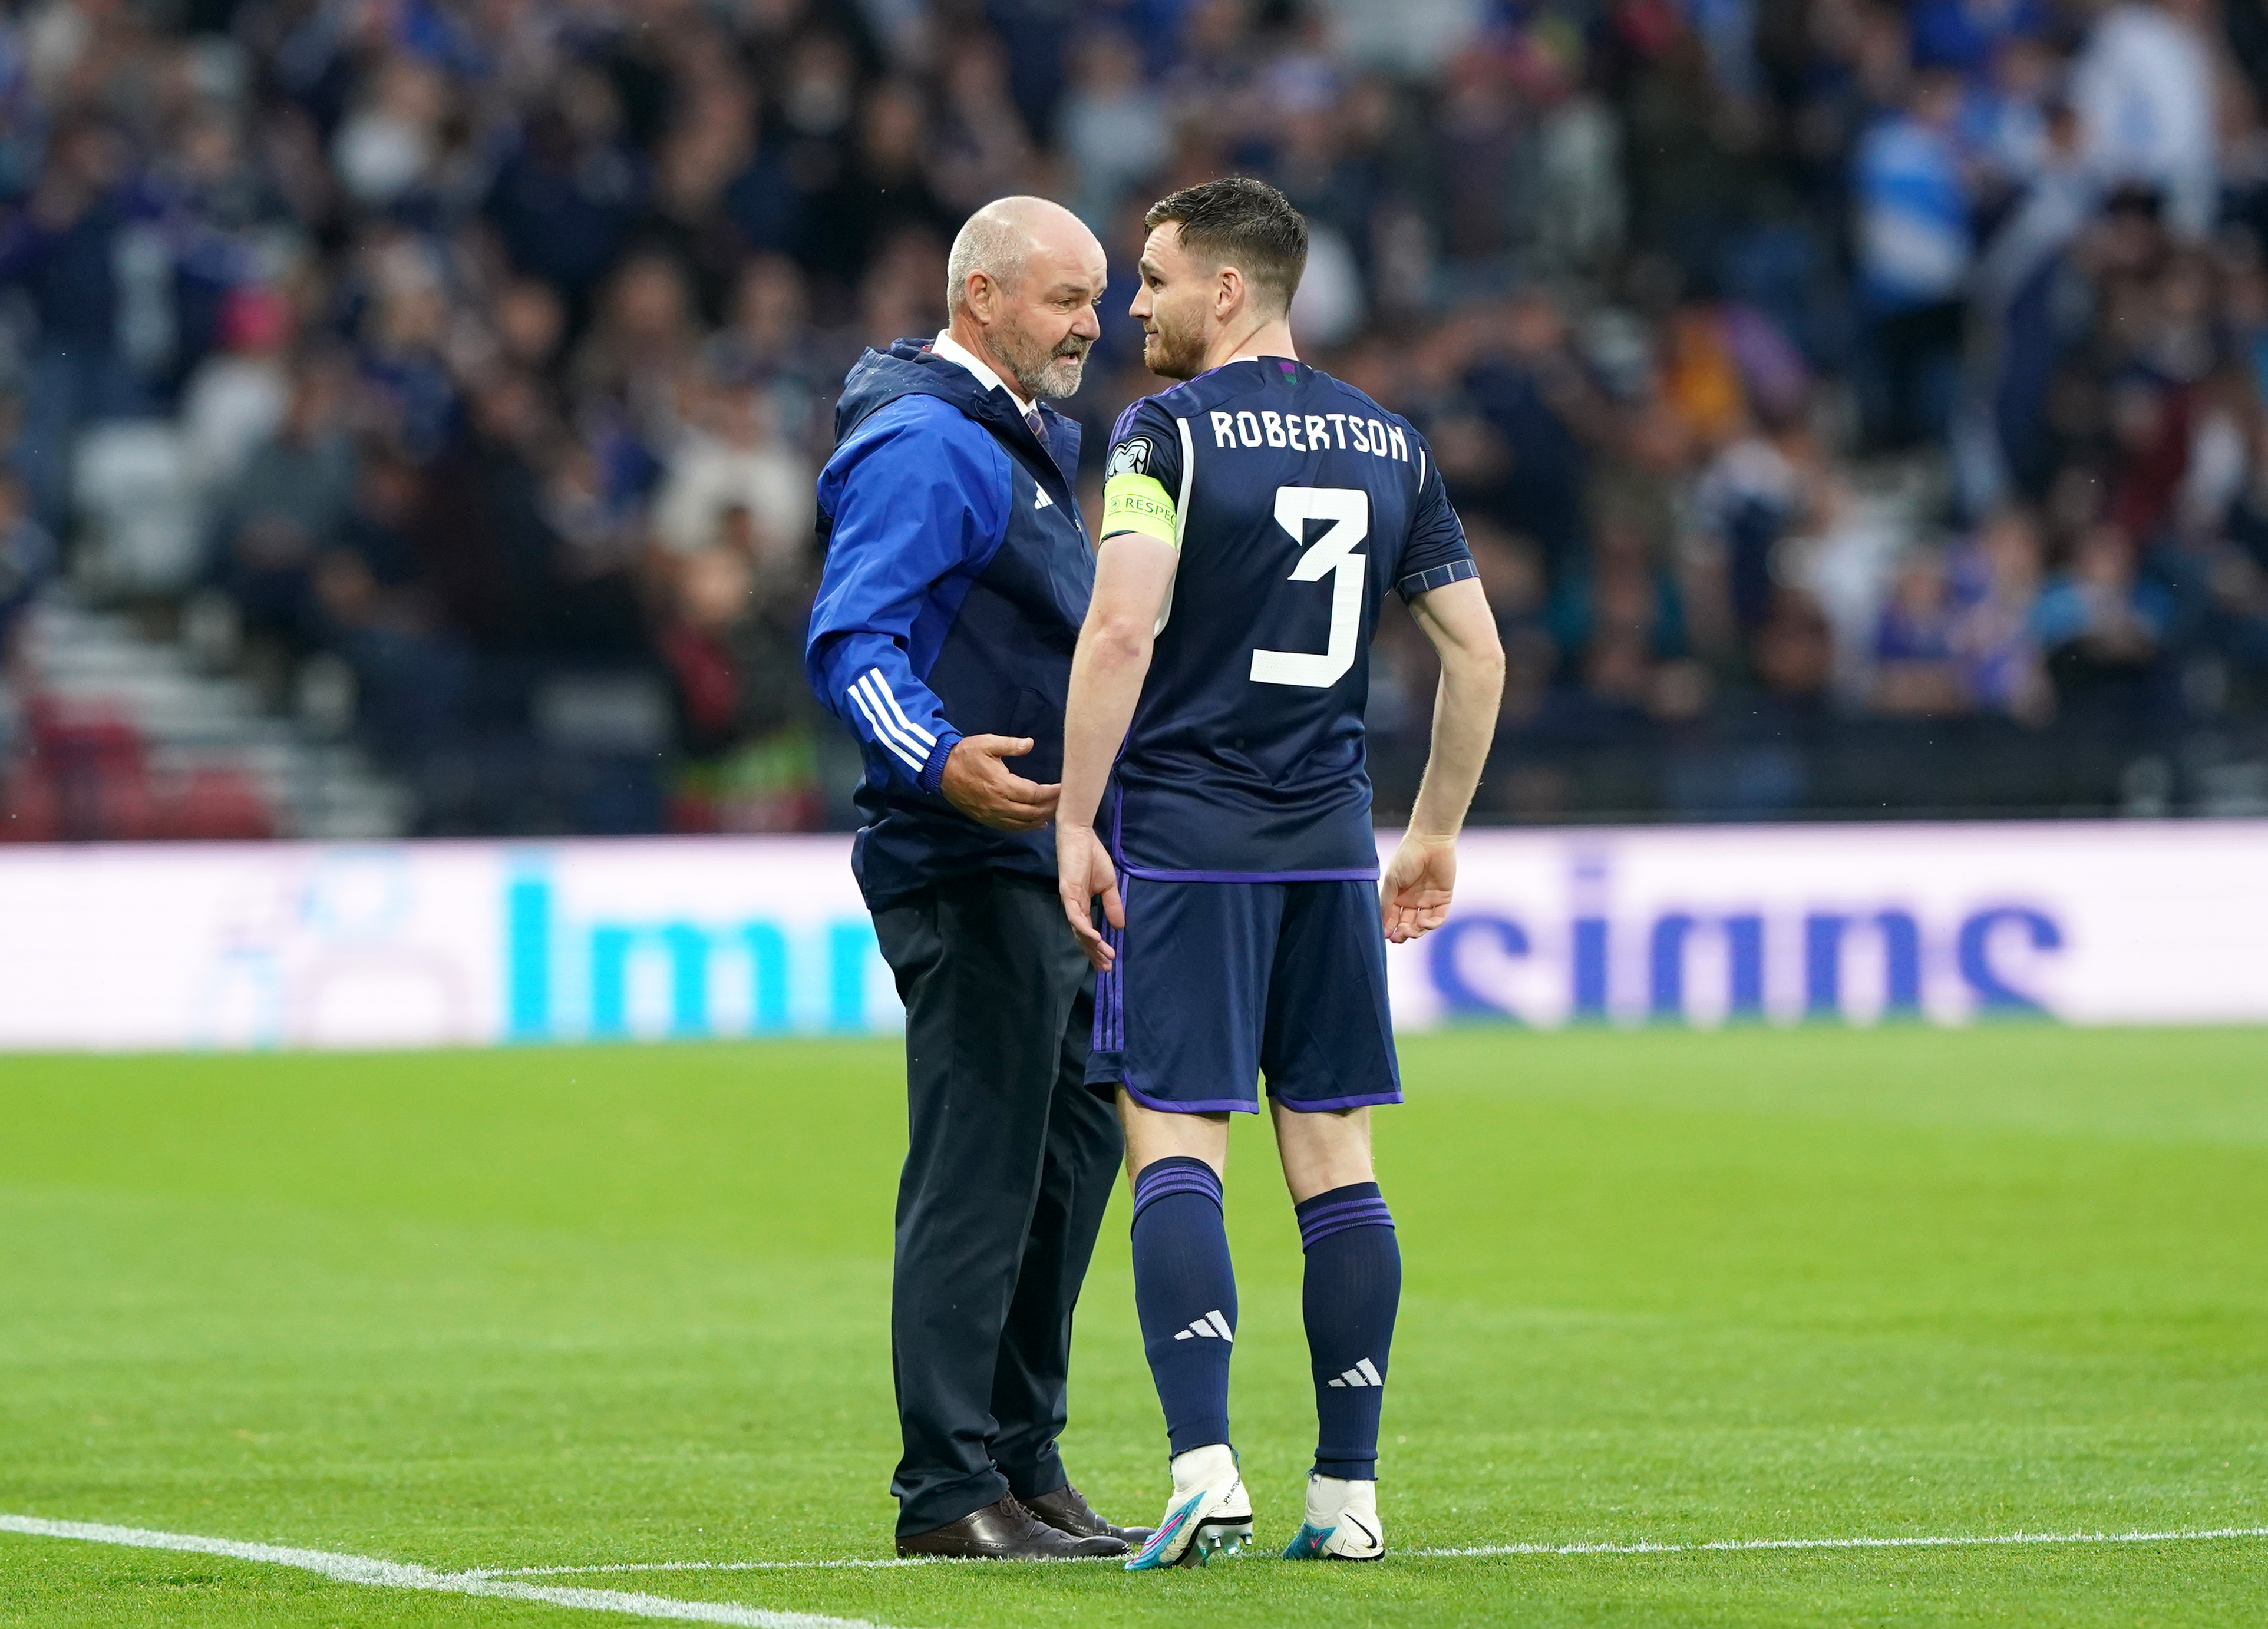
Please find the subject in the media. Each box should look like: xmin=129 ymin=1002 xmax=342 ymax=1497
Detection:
xmin=1108 ymin=438 xmax=1152 ymax=479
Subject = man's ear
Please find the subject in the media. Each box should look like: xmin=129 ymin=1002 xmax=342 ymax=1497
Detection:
xmin=1215 ymin=264 xmax=1244 ymax=323
xmin=963 ymin=272 xmax=995 ymax=325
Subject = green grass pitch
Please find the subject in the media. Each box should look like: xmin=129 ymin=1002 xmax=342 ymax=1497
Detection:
xmin=3 ymin=1025 xmax=2266 ymax=1627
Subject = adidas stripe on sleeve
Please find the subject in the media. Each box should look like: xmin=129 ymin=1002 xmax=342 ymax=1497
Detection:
xmin=846 ymin=665 xmax=937 ymax=775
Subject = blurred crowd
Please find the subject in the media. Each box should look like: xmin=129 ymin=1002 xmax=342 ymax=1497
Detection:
xmin=4 ymin=0 xmax=2268 ymax=833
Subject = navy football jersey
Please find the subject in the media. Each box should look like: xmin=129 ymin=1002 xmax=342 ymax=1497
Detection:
xmin=1098 ymin=356 xmax=1475 ymax=878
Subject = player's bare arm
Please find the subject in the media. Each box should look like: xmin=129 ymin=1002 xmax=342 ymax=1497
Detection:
xmin=1384 ymin=577 xmax=1503 ymax=945
xmin=1055 ymin=531 xmax=1179 ymax=970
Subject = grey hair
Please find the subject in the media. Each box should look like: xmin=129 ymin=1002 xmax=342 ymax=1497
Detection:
xmin=945 ymin=197 xmax=1052 ymax=314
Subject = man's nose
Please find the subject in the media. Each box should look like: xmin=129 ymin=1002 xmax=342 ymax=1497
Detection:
xmin=1071 ymin=302 xmax=1102 ymax=340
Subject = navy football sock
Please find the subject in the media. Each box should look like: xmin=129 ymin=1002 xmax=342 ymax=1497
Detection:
xmin=1296 ymin=1181 xmax=1400 ymax=1480
xmin=1129 ymin=1156 xmax=1237 ymax=1457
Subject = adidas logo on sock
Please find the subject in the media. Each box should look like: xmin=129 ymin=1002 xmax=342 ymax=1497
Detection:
xmin=1171 ymin=1310 xmax=1234 ymax=1342
xmin=1326 ymin=1357 xmax=1384 ymax=1389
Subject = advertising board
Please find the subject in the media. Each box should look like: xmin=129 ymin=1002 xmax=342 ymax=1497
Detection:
xmin=0 ymin=822 xmax=2260 ymax=1050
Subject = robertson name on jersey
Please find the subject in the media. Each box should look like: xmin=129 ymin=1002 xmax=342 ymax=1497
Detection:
xmin=1099 ymin=356 xmax=1475 ymax=878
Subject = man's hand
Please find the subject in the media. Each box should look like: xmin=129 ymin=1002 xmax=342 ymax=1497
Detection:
xmin=1057 ymin=823 xmax=1123 ymax=970
xmin=1381 ymin=832 xmax=1457 ymax=944
xmin=939 ymin=735 xmax=1059 ymax=831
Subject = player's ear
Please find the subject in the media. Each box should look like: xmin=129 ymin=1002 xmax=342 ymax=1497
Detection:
xmin=1216 ymin=264 xmax=1242 ymax=322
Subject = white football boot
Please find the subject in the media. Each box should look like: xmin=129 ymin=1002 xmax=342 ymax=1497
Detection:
xmin=1280 ymin=1473 xmax=1385 ymax=1561
xmin=1124 ymin=1443 xmax=1253 ymax=1570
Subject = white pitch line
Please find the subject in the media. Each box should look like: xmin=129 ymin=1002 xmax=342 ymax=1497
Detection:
xmin=475 ymin=1557 xmax=1000 ymax=1577
xmin=1411 ymin=1525 xmax=2268 ymax=1559
xmin=472 ymin=1522 xmax=2268 ymax=1578
xmin=0 ymin=1514 xmax=894 ymax=1628
xmin=476 ymin=1561 xmax=1038 ymax=1579
xmin=10 ymin=1509 xmax=2266 ymax=1623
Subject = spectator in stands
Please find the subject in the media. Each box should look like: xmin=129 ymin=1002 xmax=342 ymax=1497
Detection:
xmin=641 ymin=86 xmax=768 ymax=322
xmin=355 ymin=250 xmax=461 ymax=462
xmin=212 ymin=359 xmax=356 ymax=655
xmin=659 ymin=536 xmax=755 ymax=761
xmin=702 ymin=256 xmax=828 ymax=444
xmin=658 ymin=505 xmax=821 ymax=830
xmin=408 ymin=371 xmax=555 ymax=656
xmin=1754 ymin=589 xmax=1839 ymax=708
xmin=314 ymin=442 xmax=472 ymax=759
xmin=179 ymin=283 xmax=294 ymax=503
xmin=1691 ymin=415 xmax=1807 ymax=642
xmin=2072 ymin=0 xmax=2220 ymax=239
xmin=649 ymin=372 xmax=813 ymax=571
xmin=570 ymin=250 xmax=699 ymax=449
xmin=0 ymin=115 xmax=149 ymax=530
xmin=802 ymin=78 xmax=956 ymax=293
xmin=1059 ymin=29 xmax=1170 ymax=229
xmin=1464 ymin=293 xmax=1603 ymax=587
xmin=1872 ymin=548 xmax=1971 ymax=713
xmin=330 ymin=54 xmax=450 ymax=212
xmin=1853 ymin=67 xmax=1974 ymax=450
xmin=2033 ymin=522 xmax=2174 ymax=716
xmin=929 ymin=38 xmax=1038 ymax=217
xmin=485 ymin=72 xmax=645 ymax=308
xmin=491 ymin=277 xmax=569 ymax=385
xmin=1952 ymin=507 xmax=2052 ymax=721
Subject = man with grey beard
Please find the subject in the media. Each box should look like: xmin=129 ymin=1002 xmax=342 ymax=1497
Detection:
xmin=805 ymin=197 xmax=1150 ymax=1560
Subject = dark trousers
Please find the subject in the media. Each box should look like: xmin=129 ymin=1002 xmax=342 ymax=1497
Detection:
xmin=872 ymin=871 xmax=1123 ymax=1536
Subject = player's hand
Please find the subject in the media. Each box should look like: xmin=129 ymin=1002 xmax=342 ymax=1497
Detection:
xmin=1381 ymin=832 xmax=1457 ymax=944
xmin=939 ymin=735 xmax=1059 ymax=832
xmin=1057 ymin=824 xmax=1123 ymax=971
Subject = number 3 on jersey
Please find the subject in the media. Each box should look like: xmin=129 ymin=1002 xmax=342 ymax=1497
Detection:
xmin=1250 ymin=486 xmax=1368 ymax=689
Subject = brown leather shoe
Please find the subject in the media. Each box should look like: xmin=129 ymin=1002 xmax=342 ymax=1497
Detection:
xmin=896 ymin=1494 xmax=1126 ymax=1559
xmin=1023 ymin=1483 xmax=1154 ymax=1548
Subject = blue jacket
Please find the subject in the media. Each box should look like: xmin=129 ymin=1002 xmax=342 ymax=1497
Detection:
xmin=807 ymin=339 xmax=1092 ymax=910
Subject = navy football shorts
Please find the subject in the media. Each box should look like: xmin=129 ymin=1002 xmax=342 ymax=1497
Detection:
xmin=1085 ymin=876 xmax=1402 ymax=1114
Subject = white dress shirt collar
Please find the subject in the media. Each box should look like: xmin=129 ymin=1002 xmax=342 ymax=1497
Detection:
xmin=930 ymin=328 xmax=1036 ymax=419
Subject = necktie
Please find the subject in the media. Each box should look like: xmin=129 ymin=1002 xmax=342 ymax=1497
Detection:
xmin=1025 ymin=408 xmax=1048 ymax=448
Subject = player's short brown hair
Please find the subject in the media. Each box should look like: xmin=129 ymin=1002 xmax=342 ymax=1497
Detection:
xmin=1144 ymin=177 xmax=1309 ymax=313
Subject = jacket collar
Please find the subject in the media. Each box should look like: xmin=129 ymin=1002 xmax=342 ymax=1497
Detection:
xmin=928 ymin=328 xmax=1035 ymax=417
xmin=836 ymin=339 xmax=1084 ymax=502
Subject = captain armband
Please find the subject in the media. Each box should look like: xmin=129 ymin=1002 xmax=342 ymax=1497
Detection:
xmin=1396 ymin=557 xmax=1480 ymax=603
xmin=1101 ymin=472 xmax=1179 ymax=548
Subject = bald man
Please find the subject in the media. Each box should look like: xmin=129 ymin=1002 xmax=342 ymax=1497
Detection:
xmin=807 ymin=198 xmax=1150 ymax=1559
